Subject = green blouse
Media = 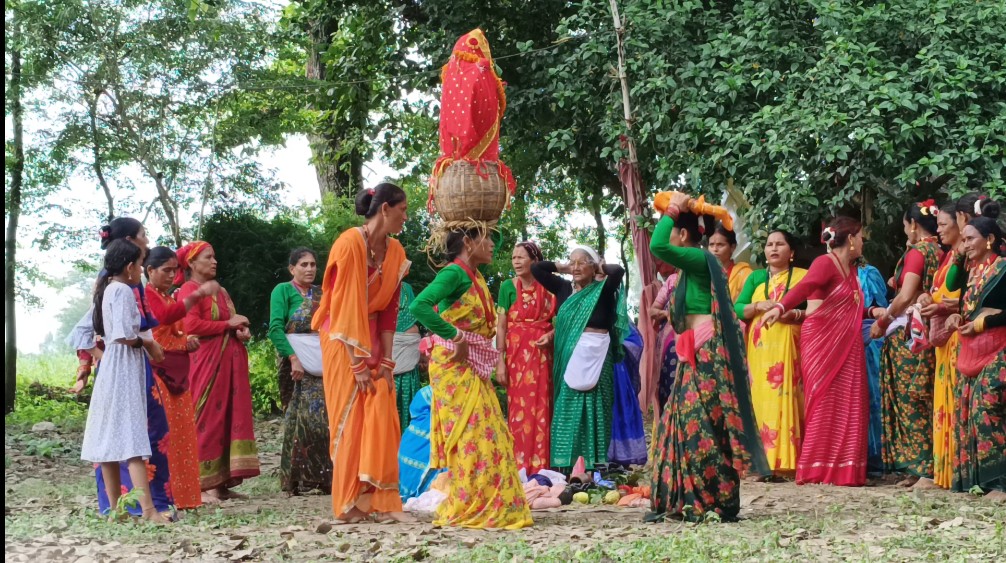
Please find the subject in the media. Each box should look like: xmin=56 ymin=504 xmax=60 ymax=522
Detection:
xmin=268 ymin=282 xmax=318 ymax=357
xmin=649 ymin=215 xmax=713 ymax=315
xmin=409 ymin=264 xmax=473 ymax=340
xmin=497 ymin=278 xmax=517 ymax=313
xmin=733 ymin=268 xmax=806 ymax=319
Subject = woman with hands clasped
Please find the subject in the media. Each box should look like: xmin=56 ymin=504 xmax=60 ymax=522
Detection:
xmin=943 ymin=216 xmax=1006 ymax=501
xmin=734 ymin=230 xmax=807 ymax=478
xmin=915 ymin=203 xmax=964 ymax=489
xmin=176 ymin=241 xmax=260 ymax=503
xmin=312 ymin=183 xmax=412 ymax=524
xmin=495 ymin=241 xmax=557 ymax=474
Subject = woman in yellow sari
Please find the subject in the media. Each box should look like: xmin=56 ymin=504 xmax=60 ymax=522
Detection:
xmin=709 ymin=223 xmax=752 ymax=301
xmin=312 ymin=183 xmax=413 ymax=524
xmin=410 ymin=227 xmax=532 ymax=530
xmin=917 ymin=203 xmax=963 ymax=489
xmin=735 ymin=230 xmax=807 ymax=476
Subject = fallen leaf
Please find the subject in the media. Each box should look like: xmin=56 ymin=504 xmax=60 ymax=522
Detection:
xmin=938 ymin=516 xmax=964 ymax=529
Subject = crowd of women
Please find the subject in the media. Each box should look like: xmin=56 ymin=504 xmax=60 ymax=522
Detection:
xmin=70 ymin=182 xmax=1004 ymax=527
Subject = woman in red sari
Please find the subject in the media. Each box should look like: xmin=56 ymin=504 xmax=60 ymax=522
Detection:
xmin=495 ymin=241 xmax=556 ymax=474
xmin=762 ymin=217 xmax=868 ymax=486
xmin=144 ymin=246 xmax=218 ymax=509
xmin=176 ymin=242 xmax=260 ymax=502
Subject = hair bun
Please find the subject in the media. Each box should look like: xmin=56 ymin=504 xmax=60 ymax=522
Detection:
xmin=354 ymin=189 xmax=375 ymax=216
xmin=98 ymin=225 xmax=113 ymax=248
xmin=980 ymin=198 xmax=1001 ymax=220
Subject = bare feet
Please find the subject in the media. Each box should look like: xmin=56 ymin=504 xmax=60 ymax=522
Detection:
xmin=896 ymin=475 xmax=920 ymax=487
xmin=219 ymin=488 xmax=247 ymax=500
xmin=202 ymin=488 xmax=247 ymax=502
xmin=983 ymin=490 xmax=1006 ymax=502
xmin=142 ymin=508 xmax=172 ymax=525
xmin=911 ymin=477 xmax=940 ymax=491
xmin=372 ymin=511 xmax=417 ymax=524
xmin=335 ymin=507 xmax=368 ymax=525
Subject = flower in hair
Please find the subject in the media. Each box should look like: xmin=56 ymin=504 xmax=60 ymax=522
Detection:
xmin=917 ymin=199 xmax=938 ymax=216
xmin=820 ymin=226 xmax=836 ymax=243
xmin=99 ymin=229 xmax=110 ymax=240
xmin=367 ymin=188 xmax=375 ymax=196
xmin=975 ymin=196 xmax=985 ymax=216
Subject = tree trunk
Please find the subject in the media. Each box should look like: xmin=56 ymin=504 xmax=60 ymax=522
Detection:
xmin=588 ymin=186 xmax=607 ymax=257
xmin=306 ymin=18 xmax=364 ymax=199
xmin=6 ymin=23 xmax=25 ymax=414
xmin=89 ymin=93 xmax=114 ymax=222
xmin=152 ymin=172 xmax=182 ymax=247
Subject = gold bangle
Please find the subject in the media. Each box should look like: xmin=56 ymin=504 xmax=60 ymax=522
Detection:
xmin=974 ymin=317 xmax=986 ymax=334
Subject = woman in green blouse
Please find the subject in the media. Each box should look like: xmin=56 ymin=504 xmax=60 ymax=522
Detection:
xmin=646 ymin=191 xmax=767 ymax=522
xmin=409 ymin=227 xmax=532 ymax=529
xmin=268 ymin=247 xmax=332 ymax=494
xmin=393 ymin=282 xmax=423 ymax=430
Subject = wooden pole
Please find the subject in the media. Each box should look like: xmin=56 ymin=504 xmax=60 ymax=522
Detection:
xmin=609 ymin=0 xmax=638 ymax=166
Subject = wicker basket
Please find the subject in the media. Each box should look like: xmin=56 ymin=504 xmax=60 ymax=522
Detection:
xmin=432 ymin=160 xmax=509 ymax=222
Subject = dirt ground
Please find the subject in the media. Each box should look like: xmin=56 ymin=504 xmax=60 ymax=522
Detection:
xmin=6 ymin=418 xmax=1004 ymax=562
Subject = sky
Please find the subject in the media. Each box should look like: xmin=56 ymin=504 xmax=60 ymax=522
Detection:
xmin=10 ymin=134 xmax=631 ymax=354
xmin=11 ymin=135 xmax=329 ymax=354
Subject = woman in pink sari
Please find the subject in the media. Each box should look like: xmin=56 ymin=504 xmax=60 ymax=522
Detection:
xmin=762 ymin=217 xmax=869 ymax=486
xmin=176 ymin=241 xmax=260 ymax=502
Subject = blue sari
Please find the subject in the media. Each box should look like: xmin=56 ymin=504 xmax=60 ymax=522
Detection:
xmin=608 ymin=303 xmax=647 ymax=466
xmin=95 ymin=284 xmax=173 ymax=515
xmin=859 ymin=264 xmax=888 ymax=474
xmin=398 ymin=387 xmax=442 ymax=501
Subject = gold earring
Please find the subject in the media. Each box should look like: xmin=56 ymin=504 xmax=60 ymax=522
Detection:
xmin=789 ymin=256 xmax=794 ymax=263
xmin=988 ymin=240 xmax=993 ymax=250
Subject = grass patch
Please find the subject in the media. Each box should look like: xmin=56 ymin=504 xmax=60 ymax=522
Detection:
xmin=6 ymin=354 xmax=88 ymax=431
xmin=5 ymin=381 xmax=88 ymax=432
xmin=15 ymin=353 xmax=79 ymax=387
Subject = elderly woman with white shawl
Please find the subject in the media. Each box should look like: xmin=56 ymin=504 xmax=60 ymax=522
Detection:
xmin=531 ymin=245 xmax=625 ymax=471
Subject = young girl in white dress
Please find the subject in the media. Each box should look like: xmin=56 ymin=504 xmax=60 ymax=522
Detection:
xmin=80 ymin=239 xmax=169 ymax=524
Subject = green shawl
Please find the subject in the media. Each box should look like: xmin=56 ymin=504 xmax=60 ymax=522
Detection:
xmin=673 ymin=250 xmax=770 ymax=477
xmin=553 ymin=281 xmax=628 ymax=399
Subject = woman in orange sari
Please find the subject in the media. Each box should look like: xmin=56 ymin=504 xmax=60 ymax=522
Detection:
xmin=176 ymin=242 xmax=260 ymax=502
xmin=312 ymin=183 xmax=414 ymax=524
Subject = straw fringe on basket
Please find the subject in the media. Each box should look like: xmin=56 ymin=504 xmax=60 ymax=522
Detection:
xmin=424 ymin=218 xmax=499 ymax=268
xmin=431 ymin=160 xmax=510 ymax=223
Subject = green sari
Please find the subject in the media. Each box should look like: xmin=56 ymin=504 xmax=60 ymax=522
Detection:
xmin=394 ymin=282 xmax=424 ymax=431
xmin=880 ymin=240 xmax=941 ymax=477
xmin=551 ymin=281 xmax=625 ymax=470
xmin=952 ymin=257 xmax=1006 ymax=493
xmin=648 ymin=250 xmax=768 ymax=522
